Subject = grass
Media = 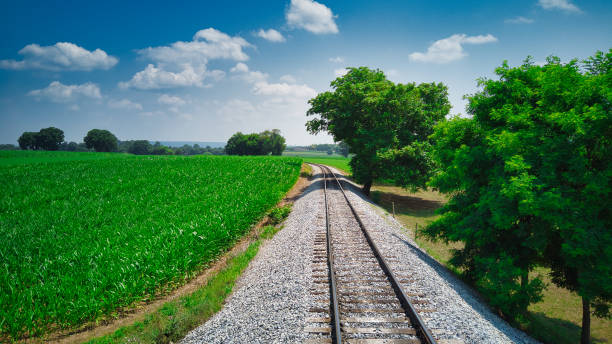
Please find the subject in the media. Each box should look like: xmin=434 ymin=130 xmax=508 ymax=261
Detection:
xmin=524 ymin=267 xmax=611 ymax=344
xmin=0 ymin=151 xmax=301 ymax=340
xmin=368 ymin=184 xmax=612 ymax=344
xmin=283 ymin=151 xmax=346 ymax=158
xmin=301 ymin=163 xmax=313 ymax=178
xmin=298 ymin=155 xmax=351 ymax=174
xmin=0 ymin=150 xmax=131 ymax=166
xmin=86 ymin=206 xmax=292 ymax=344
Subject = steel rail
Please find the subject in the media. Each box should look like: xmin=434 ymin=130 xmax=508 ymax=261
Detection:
xmin=321 ymin=164 xmax=437 ymax=344
xmin=321 ymin=166 xmax=343 ymax=344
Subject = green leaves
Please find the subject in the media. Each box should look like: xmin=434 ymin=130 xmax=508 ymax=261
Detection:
xmin=0 ymin=154 xmax=301 ymax=339
xmin=306 ymin=67 xmax=450 ymax=193
xmin=427 ymin=49 xmax=612 ymax=324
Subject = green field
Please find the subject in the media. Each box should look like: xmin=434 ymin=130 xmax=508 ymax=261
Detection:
xmin=0 ymin=151 xmax=301 ymax=340
xmin=283 ymin=152 xmax=352 ymax=174
xmin=0 ymin=150 xmax=131 ymax=166
xmin=283 ymin=151 xmax=346 ymax=158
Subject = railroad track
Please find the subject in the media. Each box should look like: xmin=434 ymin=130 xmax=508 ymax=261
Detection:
xmin=305 ymin=164 xmax=437 ymax=344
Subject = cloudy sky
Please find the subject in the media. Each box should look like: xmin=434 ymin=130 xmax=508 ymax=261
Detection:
xmin=1 ymin=0 xmax=610 ymax=145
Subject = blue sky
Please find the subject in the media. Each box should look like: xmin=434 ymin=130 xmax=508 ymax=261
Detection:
xmin=1 ymin=0 xmax=610 ymax=145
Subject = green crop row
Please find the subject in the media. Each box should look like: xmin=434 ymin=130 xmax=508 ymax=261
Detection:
xmin=0 ymin=153 xmax=301 ymax=340
xmin=0 ymin=150 xmax=131 ymax=166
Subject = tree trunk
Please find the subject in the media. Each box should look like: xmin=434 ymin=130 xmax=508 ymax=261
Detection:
xmin=521 ymin=270 xmax=528 ymax=289
xmin=520 ymin=270 xmax=529 ymax=314
xmin=581 ymin=296 xmax=591 ymax=344
xmin=362 ymin=180 xmax=372 ymax=196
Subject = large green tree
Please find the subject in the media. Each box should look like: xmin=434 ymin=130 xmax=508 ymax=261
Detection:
xmin=17 ymin=132 xmax=38 ymax=150
xmin=262 ymin=129 xmax=286 ymax=156
xmin=35 ymin=127 xmax=64 ymax=151
xmin=427 ymin=50 xmax=611 ymax=342
xmin=306 ymin=67 xmax=450 ymax=194
xmin=17 ymin=127 xmax=64 ymax=150
xmin=84 ymin=129 xmax=118 ymax=152
xmin=225 ymin=129 xmax=287 ymax=156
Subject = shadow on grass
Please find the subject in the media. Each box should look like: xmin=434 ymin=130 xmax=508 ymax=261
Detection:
xmin=526 ymin=311 xmax=607 ymax=344
xmin=372 ymin=190 xmax=442 ymax=211
xmin=370 ymin=189 xmax=442 ymax=219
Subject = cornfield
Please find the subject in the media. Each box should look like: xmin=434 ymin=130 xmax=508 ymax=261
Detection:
xmin=0 ymin=152 xmax=301 ymax=339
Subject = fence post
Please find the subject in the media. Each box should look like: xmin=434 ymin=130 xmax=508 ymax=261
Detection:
xmin=392 ymin=202 xmax=395 ymax=218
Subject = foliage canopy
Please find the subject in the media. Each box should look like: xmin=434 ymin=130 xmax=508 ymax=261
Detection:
xmin=18 ymin=127 xmax=64 ymax=151
xmin=306 ymin=67 xmax=450 ymax=194
xmin=84 ymin=129 xmax=118 ymax=152
xmin=225 ymin=129 xmax=286 ymax=156
xmin=426 ymin=50 xmax=611 ymax=342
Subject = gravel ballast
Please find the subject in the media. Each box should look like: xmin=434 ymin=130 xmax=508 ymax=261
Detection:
xmin=181 ymin=171 xmax=325 ymax=344
xmin=182 ymin=165 xmax=540 ymax=344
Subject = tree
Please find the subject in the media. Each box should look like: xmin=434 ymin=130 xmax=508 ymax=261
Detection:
xmin=0 ymin=144 xmax=17 ymax=150
xmin=336 ymin=141 xmax=349 ymax=157
xmin=34 ymin=127 xmax=64 ymax=150
xmin=151 ymin=145 xmax=173 ymax=155
xmin=128 ymin=140 xmax=152 ymax=155
xmin=84 ymin=129 xmax=118 ymax=152
xmin=225 ymin=130 xmax=286 ymax=155
xmin=426 ymin=51 xmax=612 ymax=341
xmin=306 ymin=67 xmax=450 ymax=194
xmin=539 ymin=51 xmax=612 ymax=344
xmin=18 ymin=132 xmax=38 ymax=150
xmin=427 ymin=117 xmax=546 ymax=320
xmin=260 ymin=129 xmax=286 ymax=155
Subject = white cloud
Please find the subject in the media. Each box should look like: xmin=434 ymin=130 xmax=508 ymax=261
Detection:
xmin=409 ymin=34 xmax=498 ymax=63
xmin=0 ymin=42 xmax=118 ymax=71
xmin=207 ymin=69 xmax=226 ymax=81
xmin=334 ymin=68 xmax=348 ymax=77
xmin=329 ymin=56 xmax=344 ymax=63
xmin=230 ymin=63 xmax=269 ymax=84
xmin=28 ymin=81 xmax=102 ymax=102
xmin=229 ymin=62 xmax=316 ymax=100
xmin=280 ymin=74 xmax=297 ymax=83
xmin=253 ymin=81 xmax=317 ymax=99
xmin=139 ymin=28 xmax=251 ymax=64
xmin=108 ymin=98 xmax=143 ymax=110
xmin=121 ymin=28 xmax=249 ymax=89
xmin=119 ymin=64 xmax=210 ymax=89
xmin=286 ymin=0 xmax=339 ymax=34
xmin=158 ymin=94 xmax=186 ymax=106
xmin=230 ymin=62 xmax=249 ymax=73
xmin=504 ymin=16 xmax=535 ymax=24
xmin=69 ymin=104 xmax=80 ymax=111
xmin=256 ymin=29 xmax=286 ymax=42
xmin=538 ymin=0 xmax=582 ymax=13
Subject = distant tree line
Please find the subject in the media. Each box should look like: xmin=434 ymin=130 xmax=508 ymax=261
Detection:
xmin=15 ymin=128 xmax=225 ymax=156
xmin=0 ymin=144 xmax=19 ymax=150
xmin=225 ymin=129 xmax=286 ymax=156
xmin=285 ymin=142 xmax=349 ymax=156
